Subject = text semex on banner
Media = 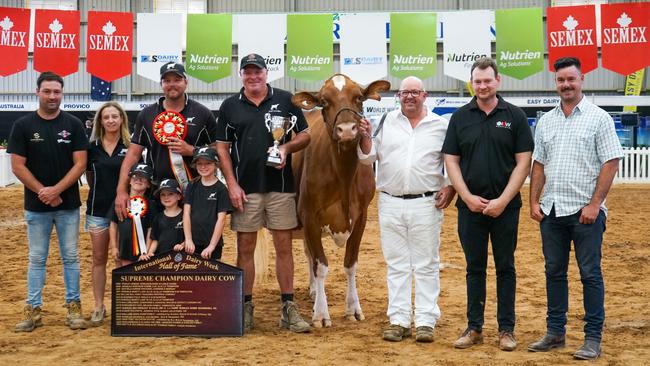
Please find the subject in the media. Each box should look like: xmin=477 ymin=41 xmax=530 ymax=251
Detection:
xmin=600 ymin=2 xmax=650 ymax=76
xmin=33 ymin=9 xmax=80 ymax=77
xmin=86 ymin=11 xmax=133 ymax=82
xmin=0 ymin=7 xmax=30 ymax=77
xmin=546 ymin=5 xmax=597 ymax=73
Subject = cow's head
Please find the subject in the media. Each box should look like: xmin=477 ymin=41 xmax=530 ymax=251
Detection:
xmin=292 ymin=74 xmax=391 ymax=144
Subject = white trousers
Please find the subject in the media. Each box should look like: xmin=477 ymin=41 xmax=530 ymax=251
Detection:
xmin=379 ymin=193 xmax=443 ymax=328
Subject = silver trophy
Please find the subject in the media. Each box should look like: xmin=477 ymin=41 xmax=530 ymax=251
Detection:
xmin=265 ymin=114 xmax=297 ymax=167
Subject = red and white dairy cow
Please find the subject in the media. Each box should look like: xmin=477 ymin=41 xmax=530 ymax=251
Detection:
xmin=292 ymin=74 xmax=390 ymax=327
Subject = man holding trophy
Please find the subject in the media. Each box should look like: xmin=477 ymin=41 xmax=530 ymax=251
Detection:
xmin=216 ymin=53 xmax=311 ymax=333
xmin=115 ymin=62 xmax=218 ymax=220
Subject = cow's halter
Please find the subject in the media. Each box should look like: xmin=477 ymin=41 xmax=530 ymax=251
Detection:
xmin=325 ymin=107 xmax=364 ymax=136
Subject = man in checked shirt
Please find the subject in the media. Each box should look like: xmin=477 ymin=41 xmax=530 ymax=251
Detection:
xmin=527 ymin=57 xmax=623 ymax=361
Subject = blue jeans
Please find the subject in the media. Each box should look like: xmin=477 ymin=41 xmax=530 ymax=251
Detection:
xmin=24 ymin=209 xmax=81 ymax=307
xmin=540 ymin=207 xmax=606 ymax=342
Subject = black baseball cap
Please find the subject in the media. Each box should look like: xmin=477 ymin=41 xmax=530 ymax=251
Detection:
xmin=240 ymin=53 xmax=267 ymax=70
xmin=154 ymin=178 xmax=183 ymax=196
xmin=160 ymin=62 xmax=187 ymax=79
xmin=192 ymin=146 xmax=219 ymax=164
xmin=129 ymin=163 xmax=153 ymax=180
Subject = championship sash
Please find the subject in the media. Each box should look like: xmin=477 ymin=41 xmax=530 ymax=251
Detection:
xmin=152 ymin=111 xmax=192 ymax=189
xmin=127 ymin=196 xmax=148 ymax=256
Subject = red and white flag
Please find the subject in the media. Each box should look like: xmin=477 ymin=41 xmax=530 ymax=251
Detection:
xmin=0 ymin=7 xmax=30 ymax=77
xmin=601 ymin=2 xmax=650 ymax=75
xmin=33 ymin=9 xmax=80 ymax=77
xmin=86 ymin=11 xmax=133 ymax=81
xmin=547 ymin=5 xmax=598 ymax=73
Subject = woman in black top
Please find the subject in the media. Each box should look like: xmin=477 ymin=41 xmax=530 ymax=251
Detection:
xmin=85 ymin=102 xmax=130 ymax=326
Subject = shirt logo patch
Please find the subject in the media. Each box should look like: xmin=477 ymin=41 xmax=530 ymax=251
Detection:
xmin=30 ymin=132 xmax=44 ymax=142
xmin=118 ymin=148 xmax=128 ymax=156
xmin=57 ymin=129 xmax=72 ymax=144
xmin=495 ymin=120 xmax=512 ymax=129
xmin=186 ymin=117 xmax=196 ymax=126
xmin=174 ymin=221 xmax=183 ymax=229
xmin=207 ymin=192 xmax=217 ymax=200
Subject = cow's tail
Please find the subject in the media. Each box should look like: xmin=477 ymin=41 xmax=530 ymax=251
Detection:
xmin=254 ymin=229 xmax=271 ymax=284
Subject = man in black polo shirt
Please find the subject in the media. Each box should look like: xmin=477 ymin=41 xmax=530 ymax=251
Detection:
xmin=115 ymin=62 xmax=217 ymax=220
xmin=8 ymin=71 xmax=89 ymax=332
xmin=442 ymin=58 xmax=533 ymax=351
xmin=216 ymin=53 xmax=311 ymax=333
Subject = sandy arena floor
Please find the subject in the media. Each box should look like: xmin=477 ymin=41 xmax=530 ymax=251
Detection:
xmin=0 ymin=184 xmax=648 ymax=366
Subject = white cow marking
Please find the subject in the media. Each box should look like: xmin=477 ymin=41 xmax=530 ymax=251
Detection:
xmin=332 ymin=75 xmax=346 ymax=91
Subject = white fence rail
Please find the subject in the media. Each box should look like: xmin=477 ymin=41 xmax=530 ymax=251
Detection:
xmin=616 ymin=147 xmax=650 ymax=183
xmin=0 ymin=149 xmax=18 ymax=187
xmin=2 ymin=147 xmax=650 ymax=187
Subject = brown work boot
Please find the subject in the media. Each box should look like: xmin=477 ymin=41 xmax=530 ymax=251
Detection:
xmin=279 ymin=301 xmax=311 ymax=333
xmin=64 ymin=301 xmax=88 ymax=330
xmin=243 ymin=301 xmax=254 ymax=332
xmin=499 ymin=330 xmax=517 ymax=351
xmin=383 ymin=324 xmax=412 ymax=342
xmin=15 ymin=305 xmax=43 ymax=332
xmin=415 ymin=326 xmax=434 ymax=343
xmin=454 ymin=328 xmax=484 ymax=349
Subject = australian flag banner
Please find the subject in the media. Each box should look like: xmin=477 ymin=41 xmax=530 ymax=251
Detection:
xmin=91 ymin=75 xmax=112 ymax=101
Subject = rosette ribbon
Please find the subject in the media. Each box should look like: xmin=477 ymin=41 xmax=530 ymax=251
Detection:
xmin=152 ymin=110 xmax=192 ymax=189
xmin=127 ymin=195 xmax=148 ymax=256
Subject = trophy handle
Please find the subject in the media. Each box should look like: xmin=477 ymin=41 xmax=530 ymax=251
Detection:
xmin=264 ymin=113 xmax=272 ymax=132
xmin=286 ymin=115 xmax=297 ymax=134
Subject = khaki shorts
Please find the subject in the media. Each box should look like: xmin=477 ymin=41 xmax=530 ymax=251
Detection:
xmin=231 ymin=192 xmax=298 ymax=232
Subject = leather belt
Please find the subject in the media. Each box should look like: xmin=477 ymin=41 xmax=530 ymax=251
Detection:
xmin=382 ymin=191 xmax=437 ymax=199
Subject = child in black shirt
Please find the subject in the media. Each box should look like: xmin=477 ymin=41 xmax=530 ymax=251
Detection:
xmin=142 ymin=178 xmax=185 ymax=259
xmin=183 ymin=147 xmax=232 ymax=260
xmin=109 ymin=164 xmax=155 ymax=267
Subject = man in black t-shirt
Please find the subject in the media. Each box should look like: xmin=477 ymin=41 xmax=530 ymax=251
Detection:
xmin=8 ymin=72 xmax=89 ymax=332
xmin=115 ymin=62 xmax=217 ymax=221
xmin=216 ymin=53 xmax=311 ymax=333
xmin=442 ymin=58 xmax=534 ymax=351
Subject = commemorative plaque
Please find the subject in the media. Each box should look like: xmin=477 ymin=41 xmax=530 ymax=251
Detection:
xmin=111 ymin=251 xmax=243 ymax=337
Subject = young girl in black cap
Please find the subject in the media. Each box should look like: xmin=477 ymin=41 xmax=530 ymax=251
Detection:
xmin=109 ymin=163 xmax=156 ymax=267
xmin=182 ymin=147 xmax=232 ymax=260
xmin=141 ymin=178 xmax=185 ymax=260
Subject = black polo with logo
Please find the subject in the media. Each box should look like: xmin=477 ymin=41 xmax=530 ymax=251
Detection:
xmin=442 ymin=95 xmax=534 ymax=209
xmin=215 ymin=85 xmax=309 ymax=194
xmin=7 ymin=111 xmax=88 ymax=212
xmin=131 ymin=96 xmax=217 ymax=183
xmin=86 ymin=139 xmax=128 ymax=218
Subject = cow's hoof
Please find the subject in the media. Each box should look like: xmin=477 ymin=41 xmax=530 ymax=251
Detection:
xmin=344 ymin=312 xmax=365 ymax=321
xmin=312 ymin=319 xmax=331 ymax=328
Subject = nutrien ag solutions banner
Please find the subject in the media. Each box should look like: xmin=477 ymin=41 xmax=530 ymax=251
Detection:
xmin=389 ymin=12 xmax=437 ymax=80
xmin=286 ymin=13 xmax=333 ymax=81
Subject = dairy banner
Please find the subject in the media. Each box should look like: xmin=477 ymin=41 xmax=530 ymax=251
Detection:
xmin=495 ymin=8 xmax=544 ymax=80
xmin=389 ymin=13 xmax=437 ymax=79
xmin=600 ymin=2 xmax=650 ymax=76
xmin=442 ymin=10 xmax=492 ymax=82
xmin=547 ymin=5 xmax=597 ymax=73
xmin=186 ymin=14 xmax=232 ymax=83
xmin=0 ymin=7 xmax=30 ymax=77
xmin=236 ymin=14 xmax=285 ymax=82
xmin=137 ymin=13 xmax=182 ymax=82
xmin=286 ymin=14 xmax=333 ymax=81
xmin=33 ymin=9 xmax=80 ymax=77
xmin=339 ymin=13 xmax=387 ymax=85
xmin=86 ymin=11 xmax=132 ymax=82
